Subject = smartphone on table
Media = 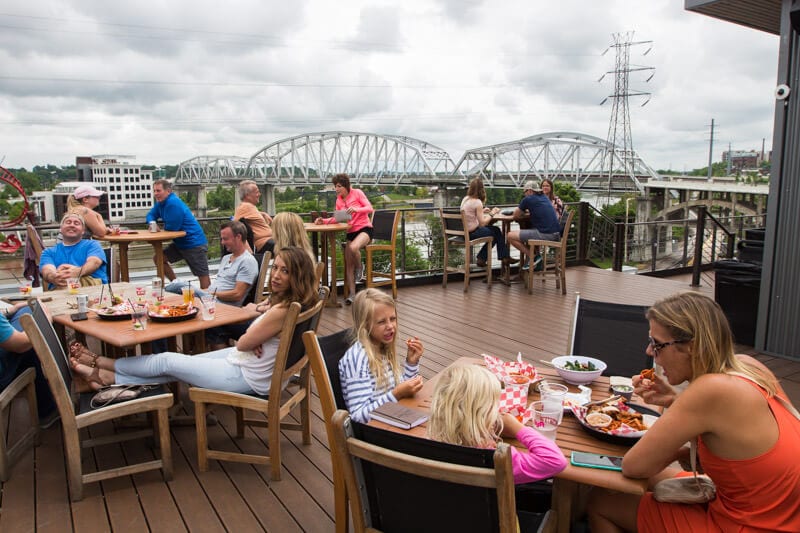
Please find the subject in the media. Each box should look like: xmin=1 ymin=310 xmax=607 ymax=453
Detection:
xmin=570 ymin=451 xmax=623 ymax=471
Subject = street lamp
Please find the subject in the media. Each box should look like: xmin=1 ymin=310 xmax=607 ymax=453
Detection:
xmin=624 ymin=197 xmax=635 ymax=264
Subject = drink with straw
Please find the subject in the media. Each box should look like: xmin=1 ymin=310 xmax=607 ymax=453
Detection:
xmin=182 ymin=286 xmax=195 ymax=306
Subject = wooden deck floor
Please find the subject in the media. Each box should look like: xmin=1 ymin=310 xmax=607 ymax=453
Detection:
xmin=1 ymin=266 xmax=798 ymax=532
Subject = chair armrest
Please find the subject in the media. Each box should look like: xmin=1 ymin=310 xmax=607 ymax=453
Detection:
xmin=75 ymin=393 xmax=174 ymax=428
xmin=0 ymin=368 xmax=36 ymax=409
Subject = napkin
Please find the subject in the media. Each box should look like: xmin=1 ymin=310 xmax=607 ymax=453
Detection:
xmin=482 ymin=353 xmax=538 ymax=417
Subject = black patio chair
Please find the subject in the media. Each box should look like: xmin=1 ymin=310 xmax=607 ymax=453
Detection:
xmin=567 ymin=293 xmax=652 ymax=377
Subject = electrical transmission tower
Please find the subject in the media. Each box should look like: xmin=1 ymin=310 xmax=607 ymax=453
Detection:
xmin=598 ymin=31 xmax=654 ymax=194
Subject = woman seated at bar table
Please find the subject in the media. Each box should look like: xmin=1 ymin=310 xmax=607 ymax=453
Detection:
xmin=587 ymin=292 xmax=800 ymax=533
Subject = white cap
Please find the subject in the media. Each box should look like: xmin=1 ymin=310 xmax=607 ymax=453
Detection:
xmin=73 ymin=184 xmax=105 ymax=199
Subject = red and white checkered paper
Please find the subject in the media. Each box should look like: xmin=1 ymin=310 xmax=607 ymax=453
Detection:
xmin=482 ymin=354 xmax=538 ymax=418
xmin=570 ymin=400 xmax=647 ymax=437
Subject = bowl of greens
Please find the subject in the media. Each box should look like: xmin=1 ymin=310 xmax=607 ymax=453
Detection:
xmin=550 ymin=355 xmax=607 ymax=385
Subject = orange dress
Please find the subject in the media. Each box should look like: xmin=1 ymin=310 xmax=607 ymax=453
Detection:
xmin=638 ymin=379 xmax=800 ymax=532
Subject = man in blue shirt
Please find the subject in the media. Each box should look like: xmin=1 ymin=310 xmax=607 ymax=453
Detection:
xmin=146 ymin=179 xmax=210 ymax=289
xmin=40 ymin=213 xmax=108 ymax=288
xmin=506 ymin=181 xmax=562 ymax=270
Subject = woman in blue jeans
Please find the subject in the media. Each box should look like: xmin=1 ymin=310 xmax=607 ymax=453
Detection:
xmin=460 ymin=178 xmax=517 ymax=266
xmin=68 ymin=246 xmax=318 ymax=396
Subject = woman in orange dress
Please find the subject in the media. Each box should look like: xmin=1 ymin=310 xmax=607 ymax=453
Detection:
xmin=587 ymin=292 xmax=800 ymax=532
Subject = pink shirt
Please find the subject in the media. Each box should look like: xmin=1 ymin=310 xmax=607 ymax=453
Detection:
xmin=323 ymin=188 xmax=374 ymax=233
xmin=510 ymin=426 xmax=568 ymax=484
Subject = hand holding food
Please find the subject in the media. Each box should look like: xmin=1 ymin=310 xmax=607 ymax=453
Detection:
xmin=633 ymin=368 xmax=677 ymax=408
xmin=405 ymin=336 xmax=424 ymax=365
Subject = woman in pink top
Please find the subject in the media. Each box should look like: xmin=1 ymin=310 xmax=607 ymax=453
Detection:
xmin=428 ymin=363 xmax=567 ymax=485
xmin=315 ymin=173 xmax=374 ymax=304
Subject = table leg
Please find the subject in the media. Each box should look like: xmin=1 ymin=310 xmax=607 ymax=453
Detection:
xmin=117 ymin=243 xmax=131 ymax=282
xmin=151 ymin=242 xmax=165 ymax=282
xmin=327 ymin=232 xmax=341 ymax=307
xmin=549 ymin=478 xmax=577 ymax=533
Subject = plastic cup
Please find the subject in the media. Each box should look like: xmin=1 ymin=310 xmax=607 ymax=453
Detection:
xmin=68 ymin=278 xmax=80 ymax=294
xmin=132 ymin=304 xmax=148 ymax=331
xmin=181 ymin=286 xmax=195 ymax=305
xmin=538 ymin=382 xmax=569 ymax=411
xmin=201 ymin=296 xmax=216 ymax=321
xmin=503 ymin=374 xmax=531 ymax=398
xmin=530 ymin=401 xmax=562 ymax=441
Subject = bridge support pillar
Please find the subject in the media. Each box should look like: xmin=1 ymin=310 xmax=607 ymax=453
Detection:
xmin=197 ymin=186 xmax=207 ymax=218
xmin=432 ymin=188 xmax=452 ymax=209
xmin=263 ymin=185 xmax=276 ymax=215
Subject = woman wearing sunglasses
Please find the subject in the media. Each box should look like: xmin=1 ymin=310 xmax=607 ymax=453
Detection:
xmin=587 ymin=292 xmax=800 ymax=533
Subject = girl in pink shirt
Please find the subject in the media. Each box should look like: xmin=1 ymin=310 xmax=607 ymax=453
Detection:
xmin=427 ymin=363 xmax=567 ymax=484
xmin=315 ymin=173 xmax=374 ymax=304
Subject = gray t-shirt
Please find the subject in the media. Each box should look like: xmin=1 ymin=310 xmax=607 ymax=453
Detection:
xmin=210 ymin=251 xmax=259 ymax=306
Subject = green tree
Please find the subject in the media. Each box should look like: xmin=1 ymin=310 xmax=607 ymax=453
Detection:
xmin=207 ymin=185 xmax=234 ymax=211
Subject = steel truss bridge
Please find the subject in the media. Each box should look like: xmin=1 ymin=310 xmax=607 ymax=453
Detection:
xmin=174 ymin=131 xmax=660 ymax=192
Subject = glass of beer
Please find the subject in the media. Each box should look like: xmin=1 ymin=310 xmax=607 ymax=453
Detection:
xmin=181 ymin=286 xmax=195 ymax=306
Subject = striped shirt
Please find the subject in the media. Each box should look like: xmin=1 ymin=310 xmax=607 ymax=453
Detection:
xmin=339 ymin=340 xmax=419 ymax=423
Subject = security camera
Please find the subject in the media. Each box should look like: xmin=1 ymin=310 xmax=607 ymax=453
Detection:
xmin=776 ymin=84 xmax=791 ymax=100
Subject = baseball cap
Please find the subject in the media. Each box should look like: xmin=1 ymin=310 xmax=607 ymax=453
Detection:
xmin=523 ymin=180 xmax=542 ymax=192
xmin=73 ymin=184 xmax=106 ymax=199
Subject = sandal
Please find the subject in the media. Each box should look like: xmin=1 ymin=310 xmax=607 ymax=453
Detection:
xmin=69 ymin=342 xmax=99 ymax=368
xmin=70 ymin=359 xmax=105 ymax=392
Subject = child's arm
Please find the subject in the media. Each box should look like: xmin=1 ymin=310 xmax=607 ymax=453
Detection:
xmin=502 ymin=414 xmax=568 ymax=484
xmin=339 ymin=346 xmax=397 ymax=423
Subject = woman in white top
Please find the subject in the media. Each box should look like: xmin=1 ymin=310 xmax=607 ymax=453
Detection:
xmin=68 ymin=246 xmax=318 ymax=396
xmin=460 ymin=177 xmax=515 ymax=267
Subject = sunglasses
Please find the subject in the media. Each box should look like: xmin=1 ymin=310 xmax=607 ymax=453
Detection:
xmin=647 ymin=337 xmax=690 ymax=354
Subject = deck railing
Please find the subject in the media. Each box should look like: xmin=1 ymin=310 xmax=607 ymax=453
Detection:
xmin=0 ymin=204 xmax=766 ymax=289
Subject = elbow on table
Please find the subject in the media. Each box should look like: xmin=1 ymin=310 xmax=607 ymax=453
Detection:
xmin=621 ymin=459 xmax=651 ymax=479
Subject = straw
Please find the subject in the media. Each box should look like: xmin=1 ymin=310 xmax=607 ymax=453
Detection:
xmin=98 ymin=284 xmax=105 ymax=308
xmin=127 ymin=298 xmax=144 ymax=329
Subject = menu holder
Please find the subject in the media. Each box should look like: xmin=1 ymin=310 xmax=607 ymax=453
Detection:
xmin=370 ymin=402 xmax=428 ymax=429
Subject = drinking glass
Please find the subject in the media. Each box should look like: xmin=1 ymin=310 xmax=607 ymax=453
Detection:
xmin=68 ymin=278 xmax=80 ymax=295
xmin=530 ymin=401 xmax=561 ymax=441
xmin=200 ymin=296 xmax=216 ymax=321
xmin=538 ymin=382 xmax=569 ymax=412
xmin=132 ymin=304 xmax=148 ymax=331
xmin=181 ymin=286 xmax=195 ymax=305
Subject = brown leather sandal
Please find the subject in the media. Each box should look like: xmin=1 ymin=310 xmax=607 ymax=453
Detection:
xmin=69 ymin=341 xmax=99 ymax=368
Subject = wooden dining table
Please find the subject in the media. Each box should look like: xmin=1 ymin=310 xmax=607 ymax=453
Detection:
xmin=100 ymin=230 xmax=187 ymax=282
xmin=372 ymin=357 xmax=653 ymax=533
xmin=490 ymin=212 xmax=527 ymax=285
xmin=304 ymin=222 xmax=349 ymax=307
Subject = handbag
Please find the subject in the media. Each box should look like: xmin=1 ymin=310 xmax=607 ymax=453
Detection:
xmin=653 ymin=440 xmax=716 ymax=504
xmin=90 ymin=384 xmax=160 ymax=409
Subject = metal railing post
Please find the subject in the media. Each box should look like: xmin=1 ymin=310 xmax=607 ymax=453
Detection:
xmin=692 ymin=206 xmax=707 ymax=287
xmin=577 ymin=202 xmax=589 ymax=262
xmin=613 ymin=223 xmax=624 ymax=271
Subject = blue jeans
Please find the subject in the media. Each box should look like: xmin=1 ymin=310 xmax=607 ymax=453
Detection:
xmin=114 ymin=348 xmax=254 ymax=393
xmin=470 ymin=225 xmax=509 ymax=261
xmin=0 ymin=308 xmax=56 ymax=418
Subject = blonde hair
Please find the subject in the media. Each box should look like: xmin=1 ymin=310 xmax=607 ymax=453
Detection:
xmin=66 ymin=195 xmax=83 ymax=210
xmin=271 ymin=212 xmax=314 ymax=263
xmin=647 ymin=292 xmax=778 ymax=394
xmin=428 ymin=364 xmax=501 ymax=448
xmin=351 ymin=288 xmax=401 ymax=390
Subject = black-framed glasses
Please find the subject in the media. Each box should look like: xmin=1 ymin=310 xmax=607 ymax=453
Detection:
xmin=647 ymin=336 xmax=690 ymax=354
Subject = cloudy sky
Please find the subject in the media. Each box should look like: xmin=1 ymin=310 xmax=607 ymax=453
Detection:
xmin=0 ymin=0 xmax=780 ymax=173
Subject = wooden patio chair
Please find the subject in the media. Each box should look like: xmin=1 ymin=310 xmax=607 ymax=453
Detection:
xmin=303 ymin=328 xmax=353 ymax=533
xmin=525 ymin=208 xmax=574 ymax=295
xmin=440 ymin=209 xmax=493 ymax=291
xmin=365 ymin=210 xmax=400 ymax=299
xmin=566 ymin=293 xmax=652 ymax=377
xmin=189 ymin=293 xmax=326 ymax=480
xmin=245 ymin=251 xmax=272 ymax=305
xmin=20 ymin=299 xmax=173 ymax=501
xmin=0 ymin=368 xmax=40 ymax=481
xmin=331 ymin=409 xmax=522 ymax=533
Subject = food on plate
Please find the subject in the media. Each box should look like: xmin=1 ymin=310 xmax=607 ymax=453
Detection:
xmin=585 ymin=412 xmax=613 ymax=428
xmin=150 ymin=303 xmax=193 ymax=318
xmin=584 ymin=398 xmax=649 ymax=433
xmin=111 ymin=295 xmax=124 ymax=305
xmin=640 ymin=368 xmax=656 ymax=381
xmin=507 ymin=373 xmax=530 ymax=385
xmin=94 ymin=302 xmax=134 ymax=315
xmin=562 ymin=359 xmax=598 ymax=371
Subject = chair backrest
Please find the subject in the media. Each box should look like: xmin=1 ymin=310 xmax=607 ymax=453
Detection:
xmin=25 ymin=224 xmax=44 ymax=262
xmin=568 ymin=294 xmax=652 ymax=377
xmin=558 ymin=208 xmax=572 ymax=236
xmin=246 ymin=251 xmax=272 ymax=305
xmin=440 ymin=208 xmax=466 ymax=236
xmin=371 ymin=210 xmax=400 ymax=243
xmin=268 ymin=296 xmax=326 ymax=396
xmin=20 ymin=300 xmax=75 ymax=417
xmin=303 ymin=328 xmax=352 ymax=420
xmin=332 ymin=410 xmax=516 ymax=533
